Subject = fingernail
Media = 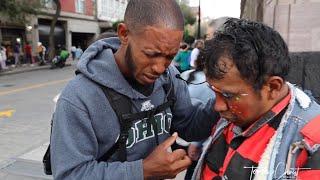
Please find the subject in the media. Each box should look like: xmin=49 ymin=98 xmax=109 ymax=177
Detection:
xmin=172 ymin=132 xmax=178 ymax=137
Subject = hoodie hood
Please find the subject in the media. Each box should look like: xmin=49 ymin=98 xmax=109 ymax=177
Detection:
xmin=77 ymin=37 xmax=169 ymax=99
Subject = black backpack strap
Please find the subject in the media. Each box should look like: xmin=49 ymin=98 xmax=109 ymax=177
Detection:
xmin=43 ymin=115 xmax=54 ymax=175
xmin=162 ymin=80 xmax=175 ymax=109
xmin=75 ymin=69 xmax=81 ymax=75
xmin=98 ymin=86 xmax=133 ymax=162
xmin=75 ymin=71 xmax=134 ymax=162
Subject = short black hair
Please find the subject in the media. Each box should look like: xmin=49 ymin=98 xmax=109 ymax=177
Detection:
xmin=124 ymin=0 xmax=184 ymax=32
xmin=204 ymin=18 xmax=290 ymax=90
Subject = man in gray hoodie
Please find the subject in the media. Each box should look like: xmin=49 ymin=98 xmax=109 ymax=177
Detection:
xmin=50 ymin=0 xmax=218 ymax=179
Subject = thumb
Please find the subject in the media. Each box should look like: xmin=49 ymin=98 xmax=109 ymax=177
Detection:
xmin=162 ymin=132 xmax=178 ymax=149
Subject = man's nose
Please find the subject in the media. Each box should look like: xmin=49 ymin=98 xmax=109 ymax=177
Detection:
xmin=214 ymin=94 xmax=228 ymax=112
xmin=151 ymin=58 xmax=170 ymax=75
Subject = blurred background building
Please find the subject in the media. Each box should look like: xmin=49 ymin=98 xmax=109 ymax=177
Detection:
xmin=1 ymin=0 xmax=320 ymax=58
xmin=0 ymin=0 xmax=129 ymax=59
xmin=241 ymin=0 xmax=320 ymax=52
xmin=241 ymin=0 xmax=320 ymax=102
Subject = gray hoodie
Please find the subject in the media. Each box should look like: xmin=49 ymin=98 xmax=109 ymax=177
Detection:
xmin=50 ymin=38 xmax=218 ymax=180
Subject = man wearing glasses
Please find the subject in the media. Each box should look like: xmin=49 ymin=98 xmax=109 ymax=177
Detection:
xmin=192 ymin=18 xmax=320 ymax=180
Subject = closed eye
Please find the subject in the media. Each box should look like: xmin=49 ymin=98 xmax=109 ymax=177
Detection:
xmin=221 ymin=92 xmax=235 ymax=99
xmin=145 ymin=52 xmax=161 ymax=58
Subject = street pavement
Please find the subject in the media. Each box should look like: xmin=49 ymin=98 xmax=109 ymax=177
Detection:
xmin=0 ymin=61 xmax=186 ymax=180
xmin=0 ymin=61 xmax=76 ymax=179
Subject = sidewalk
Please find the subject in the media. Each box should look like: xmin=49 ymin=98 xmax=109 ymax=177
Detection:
xmin=0 ymin=143 xmax=52 ymax=180
xmin=0 ymin=64 xmax=51 ymax=76
xmin=0 ymin=61 xmax=74 ymax=76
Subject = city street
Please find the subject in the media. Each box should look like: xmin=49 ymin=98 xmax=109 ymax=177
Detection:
xmin=0 ymin=64 xmax=76 ymax=179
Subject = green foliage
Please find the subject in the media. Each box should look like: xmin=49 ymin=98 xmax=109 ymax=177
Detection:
xmin=183 ymin=29 xmax=195 ymax=44
xmin=179 ymin=2 xmax=196 ymax=26
xmin=0 ymin=0 xmax=43 ymax=24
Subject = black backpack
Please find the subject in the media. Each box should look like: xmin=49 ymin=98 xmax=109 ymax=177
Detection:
xmin=43 ymin=76 xmax=175 ymax=175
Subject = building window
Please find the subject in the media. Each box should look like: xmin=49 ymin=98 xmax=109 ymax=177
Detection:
xmin=42 ymin=0 xmax=53 ymax=8
xmin=76 ymin=0 xmax=85 ymax=14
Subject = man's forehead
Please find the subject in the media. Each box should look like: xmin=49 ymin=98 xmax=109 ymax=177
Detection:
xmin=207 ymin=58 xmax=245 ymax=89
xmin=136 ymin=26 xmax=182 ymax=51
xmin=142 ymin=26 xmax=182 ymax=39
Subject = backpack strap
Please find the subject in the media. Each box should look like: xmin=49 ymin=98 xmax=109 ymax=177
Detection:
xmin=77 ymin=70 xmax=132 ymax=161
xmin=98 ymin=86 xmax=133 ymax=162
xmin=42 ymin=115 xmax=54 ymax=175
xmin=162 ymin=79 xmax=176 ymax=109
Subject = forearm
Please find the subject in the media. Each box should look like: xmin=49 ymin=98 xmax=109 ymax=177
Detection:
xmin=172 ymin=99 xmax=219 ymax=141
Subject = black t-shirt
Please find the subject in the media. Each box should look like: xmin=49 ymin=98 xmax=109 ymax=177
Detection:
xmin=126 ymin=77 xmax=154 ymax=97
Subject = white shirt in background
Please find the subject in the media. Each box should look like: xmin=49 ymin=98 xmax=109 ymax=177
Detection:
xmin=190 ymin=48 xmax=200 ymax=68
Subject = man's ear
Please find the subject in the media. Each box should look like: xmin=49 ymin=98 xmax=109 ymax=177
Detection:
xmin=117 ymin=23 xmax=129 ymax=45
xmin=264 ymin=76 xmax=285 ymax=100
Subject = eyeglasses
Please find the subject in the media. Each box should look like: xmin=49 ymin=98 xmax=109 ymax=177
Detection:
xmin=208 ymin=85 xmax=249 ymax=102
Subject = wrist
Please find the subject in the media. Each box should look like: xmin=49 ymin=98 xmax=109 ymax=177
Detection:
xmin=142 ymin=159 xmax=152 ymax=179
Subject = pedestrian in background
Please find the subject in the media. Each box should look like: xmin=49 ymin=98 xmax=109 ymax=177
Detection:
xmin=190 ymin=40 xmax=204 ymax=68
xmin=75 ymin=46 xmax=83 ymax=60
xmin=173 ymin=42 xmax=191 ymax=72
xmin=13 ymin=42 xmax=21 ymax=67
xmin=70 ymin=46 xmax=76 ymax=60
xmin=24 ymin=42 xmax=33 ymax=65
xmin=37 ymin=42 xmax=46 ymax=65
xmin=0 ymin=44 xmax=8 ymax=70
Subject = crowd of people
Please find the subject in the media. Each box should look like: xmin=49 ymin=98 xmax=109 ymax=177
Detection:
xmin=0 ymin=41 xmax=84 ymax=71
xmin=47 ymin=0 xmax=319 ymax=180
xmin=172 ymin=40 xmax=204 ymax=73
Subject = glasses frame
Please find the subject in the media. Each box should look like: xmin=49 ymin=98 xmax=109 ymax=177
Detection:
xmin=208 ymin=84 xmax=249 ymax=103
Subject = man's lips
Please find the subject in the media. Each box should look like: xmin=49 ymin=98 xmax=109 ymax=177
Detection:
xmin=145 ymin=74 xmax=159 ymax=80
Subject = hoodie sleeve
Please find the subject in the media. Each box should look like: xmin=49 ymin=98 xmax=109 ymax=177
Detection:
xmin=168 ymin=67 xmax=219 ymax=141
xmin=51 ymin=98 xmax=143 ymax=180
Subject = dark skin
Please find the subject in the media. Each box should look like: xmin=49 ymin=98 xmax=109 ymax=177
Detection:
xmin=114 ymin=23 xmax=191 ymax=179
xmin=207 ymin=56 xmax=289 ymax=130
xmin=115 ymin=23 xmax=182 ymax=85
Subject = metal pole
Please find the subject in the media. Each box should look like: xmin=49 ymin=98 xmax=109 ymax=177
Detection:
xmin=197 ymin=0 xmax=201 ymax=39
